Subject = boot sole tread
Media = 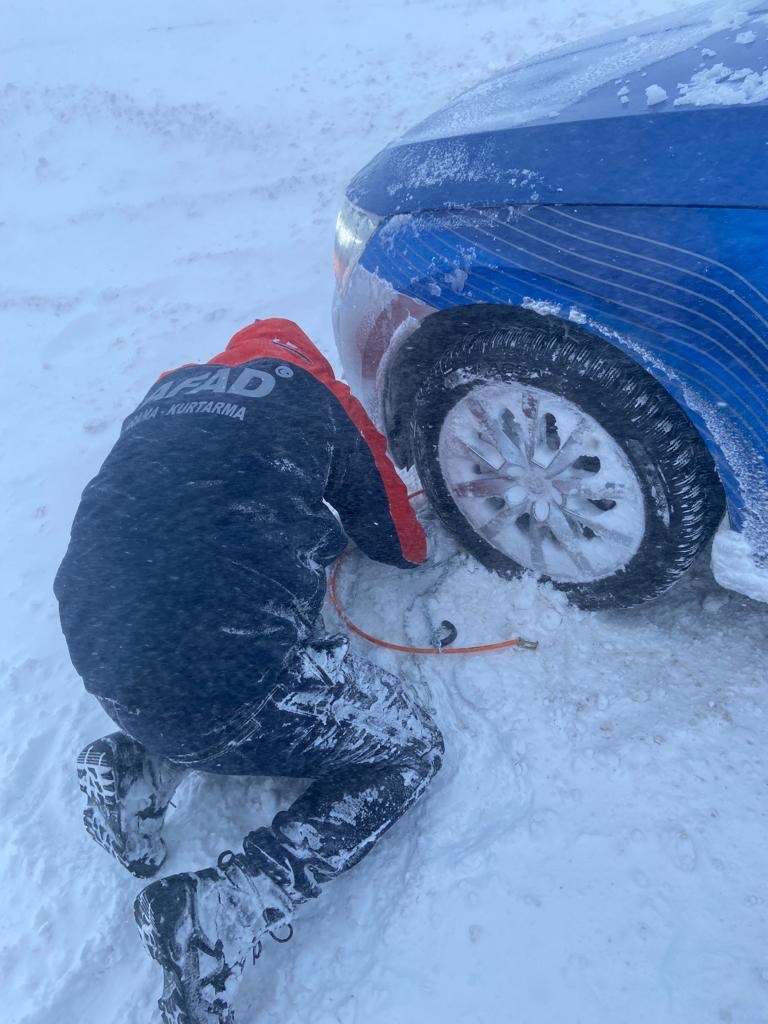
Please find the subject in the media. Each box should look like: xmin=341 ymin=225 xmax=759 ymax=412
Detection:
xmin=135 ymin=881 xmax=237 ymax=1024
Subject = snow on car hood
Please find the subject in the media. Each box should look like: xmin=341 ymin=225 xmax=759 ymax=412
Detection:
xmin=397 ymin=0 xmax=768 ymax=143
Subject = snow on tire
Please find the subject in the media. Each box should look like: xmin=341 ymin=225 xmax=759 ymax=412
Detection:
xmin=411 ymin=317 xmax=725 ymax=609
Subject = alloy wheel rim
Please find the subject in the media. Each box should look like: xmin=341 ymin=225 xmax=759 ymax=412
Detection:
xmin=437 ymin=381 xmax=646 ymax=583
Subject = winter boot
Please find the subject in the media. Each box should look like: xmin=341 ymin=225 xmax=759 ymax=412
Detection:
xmin=76 ymin=732 xmax=183 ymax=878
xmin=134 ymin=851 xmax=295 ymax=1024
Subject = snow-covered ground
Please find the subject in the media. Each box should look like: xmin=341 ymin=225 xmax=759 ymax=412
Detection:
xmin=3 ymin=1 xmax=768 ymax=1022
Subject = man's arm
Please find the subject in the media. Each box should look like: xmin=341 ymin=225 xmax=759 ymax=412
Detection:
xmin=324 ymin=388 xmax=426 ymax=569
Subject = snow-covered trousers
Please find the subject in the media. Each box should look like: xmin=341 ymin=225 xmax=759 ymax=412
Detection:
xmin=101 ymin=635 xmax=443 ymax=905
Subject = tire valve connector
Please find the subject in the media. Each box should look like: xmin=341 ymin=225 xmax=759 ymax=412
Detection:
xmin=433 ymin=620 xmax=459 ymax=650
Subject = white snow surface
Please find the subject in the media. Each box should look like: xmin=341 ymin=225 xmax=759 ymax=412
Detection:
xmin=645 ymin=82 xmax=670 ymax=103
xmin=3 ymin=2 xmax=768 ymax=1023
xmin=673 ymin=59 xmax=768 ymax=104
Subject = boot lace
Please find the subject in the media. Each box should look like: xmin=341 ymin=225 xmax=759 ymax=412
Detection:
xmin=217 ymin=850 xmax=294 ymax=961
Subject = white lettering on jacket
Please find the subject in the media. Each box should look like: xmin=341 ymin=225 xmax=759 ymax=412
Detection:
xmin=142 ymin=366 xmax=279 ymax=406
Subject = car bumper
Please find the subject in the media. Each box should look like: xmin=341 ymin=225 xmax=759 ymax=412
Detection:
xmin=333 ymin=262 xmax=436 ymax=429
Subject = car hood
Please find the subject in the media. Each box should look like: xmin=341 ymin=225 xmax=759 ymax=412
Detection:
xmin=348 ymin=0 xmax=768 ymax=215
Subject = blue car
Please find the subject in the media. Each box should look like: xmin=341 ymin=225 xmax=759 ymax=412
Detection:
xmin=333 ymin=1 xmax=768 ymax=608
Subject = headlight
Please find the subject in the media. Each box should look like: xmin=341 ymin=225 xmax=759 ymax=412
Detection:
xmin=333 ymin=198 xmax=382 ymax=288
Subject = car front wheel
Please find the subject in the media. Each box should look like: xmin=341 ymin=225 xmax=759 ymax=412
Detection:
xmin=410 ymin=319 xmax=724 ymax=609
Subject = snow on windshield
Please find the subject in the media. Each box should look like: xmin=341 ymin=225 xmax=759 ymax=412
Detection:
xmin=674 ymin=59 xmax=768 ymax=104
xmin=400 ymin=1 xmax=768 ymax=142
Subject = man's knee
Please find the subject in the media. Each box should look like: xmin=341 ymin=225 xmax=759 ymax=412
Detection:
xmin=429 ymin=719 xmax=445 ymax=768
xmin=406 ymin=707 xmax=444 ymax=787
xmin=374 ymin=666 xmax=444 ymax=783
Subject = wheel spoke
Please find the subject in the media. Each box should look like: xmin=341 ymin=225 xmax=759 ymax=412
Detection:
xmin=454 ymin=436 xmax=505 ymax=471
xmin=481 ymin=501 xmax=528 ymax=540
xmin=528 ymin=521 xmax=547 ymax=574
xmin=561 ymin=506 xmax=636 ymax=550
xmin=554 ymin=481 xmax=630 ymax=501
xmin=454 ymin=477 xmax=517 ymax=498
xmin=500 ymin=407 xmax=526 ymax=457
xmin=521 ymin=390 xmax=540 ymax=462
xmin=544 ymin=416 xmax=589 ymax=477
xmin=467 ymin=396 xmax=518 ymax=463
xmin=546 ymin=505 xmax=594 ymax=574
xmin=467 ymin=396 xmax=501 ymax=444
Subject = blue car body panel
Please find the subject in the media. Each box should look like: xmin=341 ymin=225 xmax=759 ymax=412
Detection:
xmin=349 ymin=106 xmax=768 ymax=213
xmin=339 ymin=2 xmax=768 ymax=552
xmin=359 ymin=204 xmax=768 ymax=531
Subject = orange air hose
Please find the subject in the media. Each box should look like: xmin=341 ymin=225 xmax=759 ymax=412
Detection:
xmin=327 ymin=493 xmax=538 ymax=655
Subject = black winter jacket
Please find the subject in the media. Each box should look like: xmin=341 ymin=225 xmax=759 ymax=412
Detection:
xmin=54 ymin=319 xmax=425 ymax=755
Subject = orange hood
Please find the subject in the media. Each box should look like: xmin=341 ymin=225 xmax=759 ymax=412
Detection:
xmin=209 ymin=318 xmax=338 ymax=384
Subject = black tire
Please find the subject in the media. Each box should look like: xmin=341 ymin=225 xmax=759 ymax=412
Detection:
xmin=411 ymin=316 xmax=725 ymax=610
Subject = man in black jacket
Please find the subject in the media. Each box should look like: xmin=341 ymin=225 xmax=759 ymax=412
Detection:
xmin=55 ymin=319 xmax=443 ymax=1024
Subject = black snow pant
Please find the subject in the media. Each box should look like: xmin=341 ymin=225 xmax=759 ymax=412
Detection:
xmin=98 ymin=635 xmax=443 ymax=905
